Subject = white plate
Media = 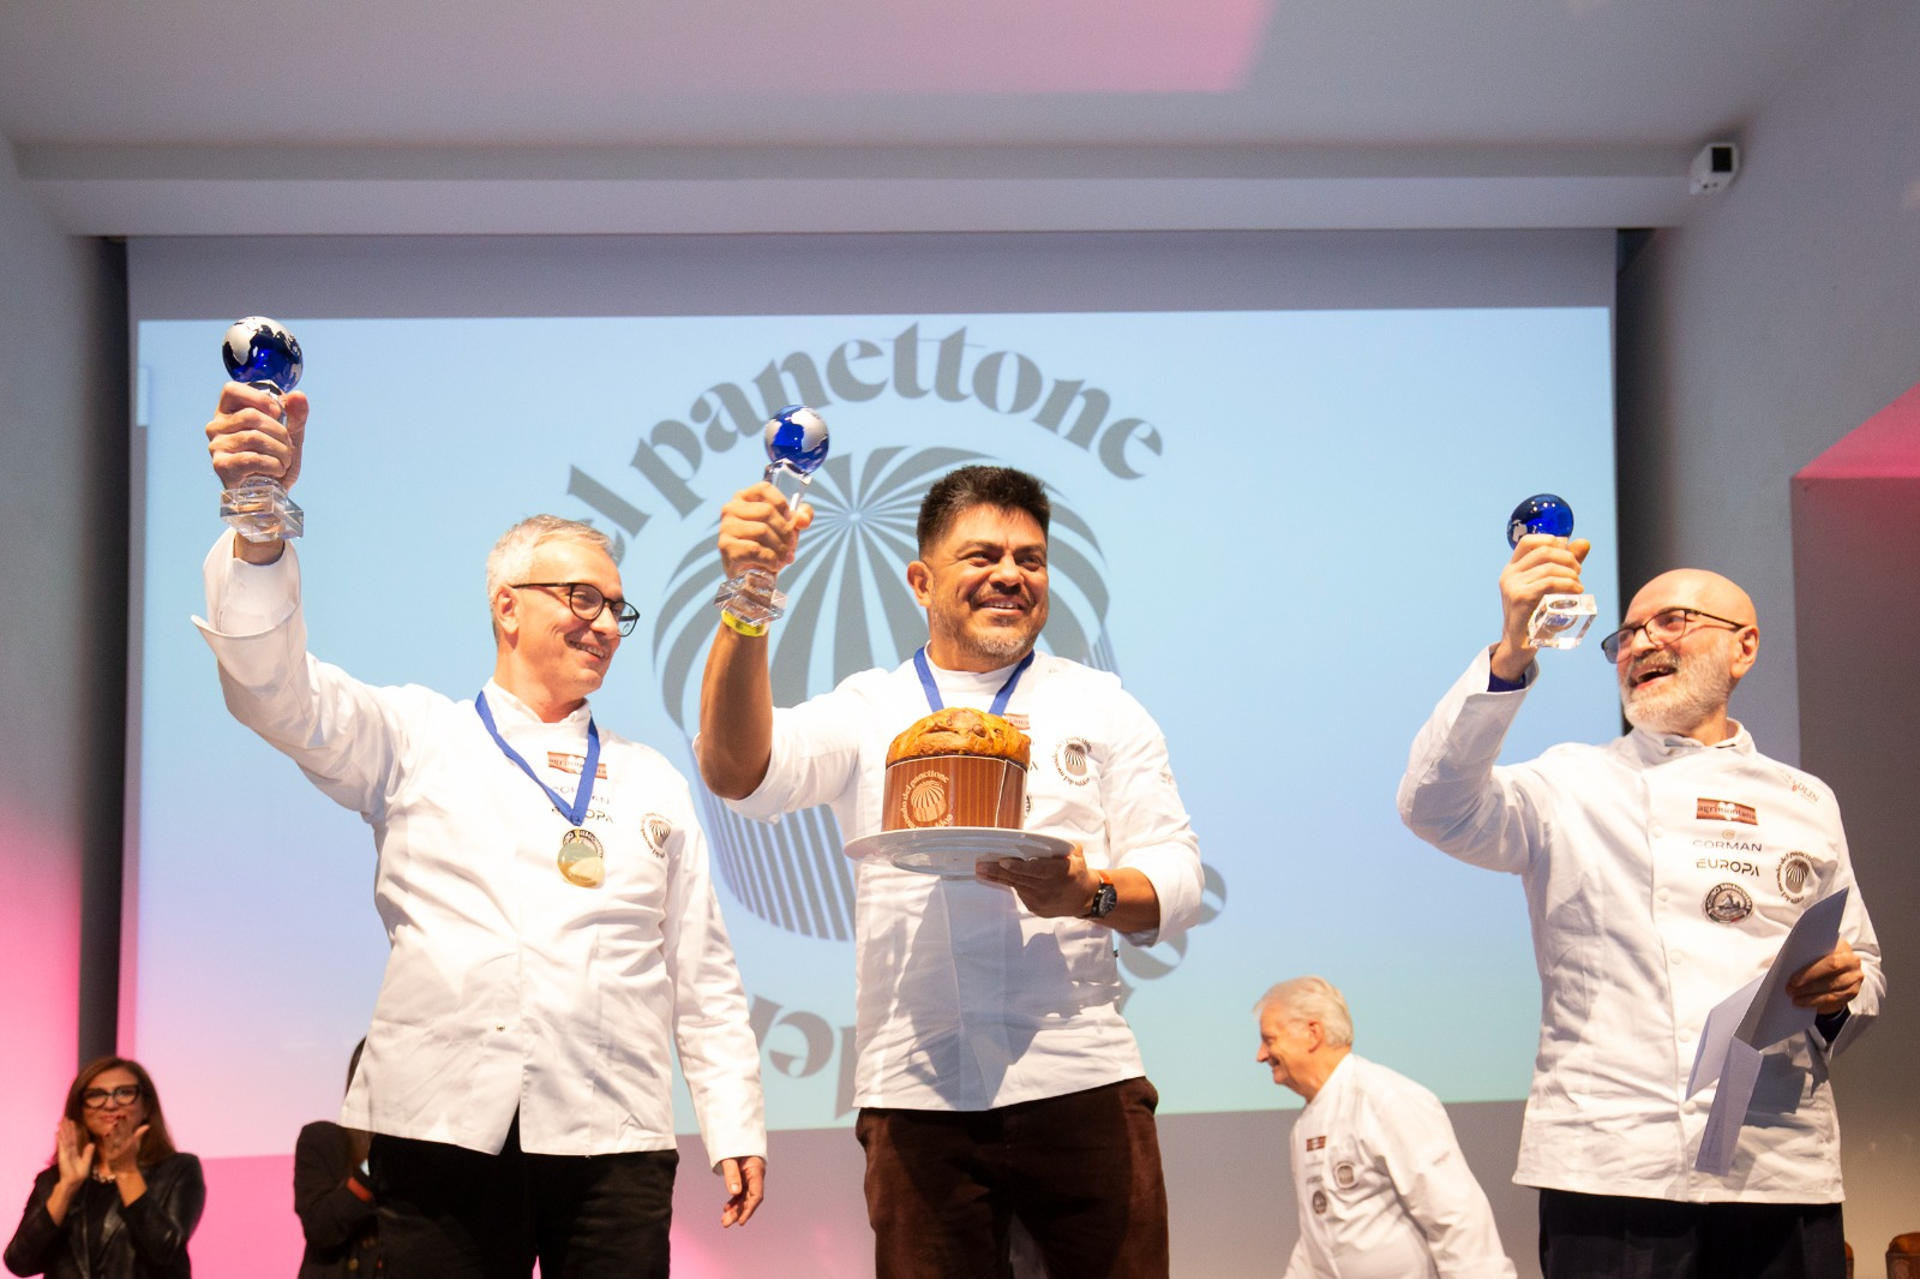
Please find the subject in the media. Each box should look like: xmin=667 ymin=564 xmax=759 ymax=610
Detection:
xmin=842 ymin=828 xmax=1075 ymax=878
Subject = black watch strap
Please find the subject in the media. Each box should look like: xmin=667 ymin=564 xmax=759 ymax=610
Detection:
xmin=1082 ymin=872 xmax=1118 ymax=920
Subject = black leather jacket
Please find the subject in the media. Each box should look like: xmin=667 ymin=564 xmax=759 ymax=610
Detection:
xmin=4 ymin=1154 xmax=203 ymax=1279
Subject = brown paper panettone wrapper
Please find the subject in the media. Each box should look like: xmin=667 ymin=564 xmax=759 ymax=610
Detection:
xmin=882 ymin=755 xmax=1026 ymax=831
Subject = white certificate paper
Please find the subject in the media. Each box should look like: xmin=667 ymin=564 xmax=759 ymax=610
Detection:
xmin=1687 ymin=889 xmax=1849 ymax=1174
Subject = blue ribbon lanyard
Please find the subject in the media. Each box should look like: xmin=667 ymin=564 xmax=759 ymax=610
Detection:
xmin=474 ymin=690 xmax=599 ymax=826
xmin=911 ymin=647 xmax=1034 ymax=717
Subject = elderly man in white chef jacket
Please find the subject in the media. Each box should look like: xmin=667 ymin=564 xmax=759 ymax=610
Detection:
xmin=1397 ymin=533 xmax=1882 ymax=1279
xmin=197 ymin=379 xmax=767 ymax=1279
xmin=1256 ymin=977 xmax=1515 ymax=1279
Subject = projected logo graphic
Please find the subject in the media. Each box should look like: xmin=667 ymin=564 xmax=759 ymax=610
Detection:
xmin=649 ymin=445 xmax=1119 ymax=940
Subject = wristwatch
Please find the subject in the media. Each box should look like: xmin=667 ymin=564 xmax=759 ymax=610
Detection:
xmin=1082 ymin=870 xmax=1117 ymax=920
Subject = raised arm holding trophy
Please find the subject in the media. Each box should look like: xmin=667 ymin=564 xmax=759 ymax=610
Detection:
xmin=1504 ymin=492 xmax=1595 ymax=652
xmin=711 ymin=404 xmax=830 ymax=632
xmin=217 ymin=316 xmax=307 ymax=543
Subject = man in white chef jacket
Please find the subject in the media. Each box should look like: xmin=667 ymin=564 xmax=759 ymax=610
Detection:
xmin=1397 ymin=534 xmax=1883 ymax=1279
xmin=698 ymin=464 xmax=1204 ymax=1278
xmin=197 ymin=380 xmax=768 ymax=1279
xmin=1256 ymin=977 xmax=1515 ymax=1279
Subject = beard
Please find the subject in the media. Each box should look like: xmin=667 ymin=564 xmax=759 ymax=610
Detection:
xmin=1620 ymin=644 xmax=1736 ymax=736
xmin=936 ymin=592 xmax=1047 ymax=669
xmin=962 ymin=621 xmax=1042 ymax=666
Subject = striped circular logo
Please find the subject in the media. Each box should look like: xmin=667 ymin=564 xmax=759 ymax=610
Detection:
xmin=1777 ymin=852 xmax=1813 ymax=902
xmin=643 ymin=813 xmax=673 ymax=858
xmin=1055 ymin=737 xmax=1092 ymax=785
xmin=903 ymin=772 xmax=951 ymax=827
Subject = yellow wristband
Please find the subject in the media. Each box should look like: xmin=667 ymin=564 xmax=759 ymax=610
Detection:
xmin=720 ymin=610 xmax=769 ymax=638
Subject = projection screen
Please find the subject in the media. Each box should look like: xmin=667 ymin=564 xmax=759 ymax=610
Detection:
xmin=125 ymin=230 xmax=1617 ymax=1276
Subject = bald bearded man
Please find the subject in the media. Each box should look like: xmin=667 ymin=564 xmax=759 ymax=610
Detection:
xmin=1396 ymin=537 xmax=1882 ymax=1279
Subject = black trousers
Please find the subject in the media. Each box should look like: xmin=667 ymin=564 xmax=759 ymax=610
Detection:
xmin=856 ymin=1077 xmax=1169 ymax=1279
xmin=1539 ymin=1188 xmax=1846 ymax=1279
xmin=368 ymin=1116 xmax=678 ymax=1279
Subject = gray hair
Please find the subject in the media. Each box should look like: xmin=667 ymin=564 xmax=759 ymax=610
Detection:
xmin=485 ymin=515 xmax=613 ymax=607
xmin=1255 ymin=976 xmax=1355 ymax=1048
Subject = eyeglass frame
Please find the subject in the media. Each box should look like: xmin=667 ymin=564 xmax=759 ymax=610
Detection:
xmin=1599 ymin=606 xmax=1753 ymax=663
xmin=510 ymin=582 xmax=641 ymax=636
xmin=80 ymin=1084 xmax=143 ymax=1109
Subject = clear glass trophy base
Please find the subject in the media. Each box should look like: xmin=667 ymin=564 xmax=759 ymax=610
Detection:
xmin=713 ymin=567 xmax=787 ymax=626
xmin=220 ymin=476 xmax=304 ymax=542
xmin=1528 ymin=593 xmax=1596 ymax=650
xmin=712 ymin=461 xmax=814 ymax=625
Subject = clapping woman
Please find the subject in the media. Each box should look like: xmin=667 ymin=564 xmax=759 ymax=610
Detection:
xmin=4 ymin=1058 xmax=203 ymax=1279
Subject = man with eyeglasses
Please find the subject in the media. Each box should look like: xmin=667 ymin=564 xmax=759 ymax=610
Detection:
xmin=196 ymin=382 xmax=766 ymax=1278
xmin=1397 ymin=535 xmax=1882 ymax=1279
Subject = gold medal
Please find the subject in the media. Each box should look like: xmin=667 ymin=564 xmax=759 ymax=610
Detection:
xmin=557 ymin=827 xmax=605 ymax=888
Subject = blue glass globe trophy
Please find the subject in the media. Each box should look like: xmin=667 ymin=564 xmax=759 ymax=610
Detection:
xmin=713 ymin=405 xmax=830 ymax=626
xmin=218 ymin=317 xmax=305 ymax=542
xmin=1507 ymin=493 xmax=1595 ymax=649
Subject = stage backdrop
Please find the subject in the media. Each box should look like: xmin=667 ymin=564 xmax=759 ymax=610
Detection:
xmin=119 ymin=231 xmax=1617 ymax=1276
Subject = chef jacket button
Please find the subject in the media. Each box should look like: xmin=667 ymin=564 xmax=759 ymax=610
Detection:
xmin=495 ymin=1023 xmax=507 ymax=1032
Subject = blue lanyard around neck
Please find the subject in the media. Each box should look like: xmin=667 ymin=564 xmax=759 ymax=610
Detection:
xmin=911 ymin=647 xmax=1034 ymax=717
xmin=474 ymin=690 xmax=599 ymax=826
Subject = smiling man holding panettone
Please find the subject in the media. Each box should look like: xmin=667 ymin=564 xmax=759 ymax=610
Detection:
xmin=698 ymin=463 xmax=1203 ymax=1279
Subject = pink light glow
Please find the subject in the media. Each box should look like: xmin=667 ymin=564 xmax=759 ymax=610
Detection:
xmin=615 ymin=0 xmax=1275 ymax=95
xmin=829 ymin=0 xmax=1273 ymax=94
xmin=0 ymin=810 xmax=81 ymax=1205
xmin=1795 ymin=379 xmax=1920 ymax=479
xmin=181 ymin=1155 xmax=856 ymax=1275
xmin=190 ymin=1155 xmax=304 ymax=1277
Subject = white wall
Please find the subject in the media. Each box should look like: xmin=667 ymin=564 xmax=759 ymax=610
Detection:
xmin=1616 ymin=1 xmax=1920 ymax=758
xmin=0 ymin=146 xmax=125 ymax=1190
xmin=1616 ymin=0 xmax=1920 ymax=1258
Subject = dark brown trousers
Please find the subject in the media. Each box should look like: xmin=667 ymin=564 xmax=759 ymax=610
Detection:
xmin=856 ymin=1077 xmax=1169 ymax=1279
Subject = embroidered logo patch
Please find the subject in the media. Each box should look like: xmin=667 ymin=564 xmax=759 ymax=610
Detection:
xmin=642 ymin=813 xmax=673 ymax=858
xmin=1304 ymin=1135 xmax=1326 ymax=1151
xmin=1704 ymin=882 xmax=1754 ymax=924
xmin=1334 ymin=1162 xmax=1357 ymax=1189
xmin=1777 ymin=852 xmax=1814 ymax=903
xmin=1311 ymin=1190 xmax=1329 ymax=1215
xmin=1055 ymin=737 xmax=1092 ymax=785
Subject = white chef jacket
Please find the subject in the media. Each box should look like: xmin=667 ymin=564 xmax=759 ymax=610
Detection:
xmin=195 ymin=535 xmax=766 ymax=1163
xmin=1397 ymin=649 xmax=1883 ymax=1203
xmin=718 ymin=651 xmax=1203 ymax=1111
xmin=1282 ymin=1054 xmax=1515 ymax=1279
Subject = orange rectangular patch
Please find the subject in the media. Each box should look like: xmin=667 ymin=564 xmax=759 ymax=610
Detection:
xmin=548 ymin=752 xmax=609 ymax=779
xmin=1695 ymin=798 xmax=1758 ymax=825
